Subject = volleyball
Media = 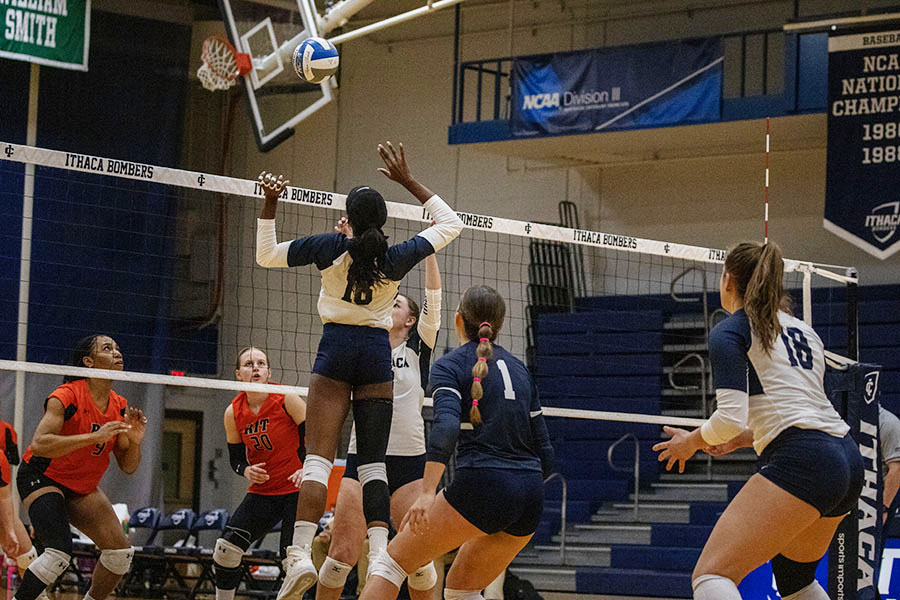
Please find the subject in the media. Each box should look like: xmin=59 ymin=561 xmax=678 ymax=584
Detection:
xmin=292 ymin=36 xmax=339 ymax=84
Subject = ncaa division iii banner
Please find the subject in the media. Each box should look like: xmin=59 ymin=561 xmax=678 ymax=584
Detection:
xmin=826 ymin=30 xmax=900 ymax=259
xmin=510 ymin=38 xmax=723 ymax=137
xmin=1 ymin=0 xmax=90 ymax=71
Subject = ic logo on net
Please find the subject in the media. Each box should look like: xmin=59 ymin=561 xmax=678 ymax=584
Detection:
xmin=865 ymin=201 xmax=900 ymax=243
xmin=864 ymin=371 xmax=880 ymax=405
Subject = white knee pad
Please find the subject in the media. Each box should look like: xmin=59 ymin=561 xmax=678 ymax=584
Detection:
xmin=409 ymin=561 xmax=438 ymax=591
xmin=783 ymin=581 xmax=830 ymax=600
xmin=99 ymin=547 xmax=134 ymax=575
xmin=318 ymin=556 xmax=352 ymax=589
xmin=301 ymin=454 xmax=333 ymax=487
xmin=16 ymin=546 xmax=38 ymax=571
xmin=367 ymin=549 xmax=408 ymax=589
xmin=214 ymin=538 xmax=244 ymax=569
xmin=29 ymin=548 xmax=71 ymax=585
xmin=444 ymin=589 xmax=484 ymax=600
xmin=692 ymin=574 xmax=740 ymax=600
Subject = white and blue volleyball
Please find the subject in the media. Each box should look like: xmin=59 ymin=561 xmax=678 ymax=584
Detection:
xmin=292 ymin=37 xmax=339 ymax=84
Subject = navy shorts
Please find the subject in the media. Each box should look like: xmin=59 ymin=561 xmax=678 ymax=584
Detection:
xmin=313 ymin=323 xmax=393 ymax=386
xmin=344 ymin=453 xmax=425 ymax=495
xmin=758 ymin=427 xmax=864 ymax=517
xmin=17 ymin=460 xmax=80 ymax=499
xmin=443 ymin=467 xmax=544 ymax=536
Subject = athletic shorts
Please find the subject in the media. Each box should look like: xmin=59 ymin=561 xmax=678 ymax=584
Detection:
xmin=313 ymin=323 xmax=393 ymax=386
xmin=224 ymin=492 xmax=299 ymax=557
xmin=443 ymin=467 xmax=544 ymax=536
xmin=344 ymin=453 xmax=425 ymax=495
xmin=17 ymin=460 xmax=80 ymax=499
xmin=758 ymin=427 xmax=864 ymax=517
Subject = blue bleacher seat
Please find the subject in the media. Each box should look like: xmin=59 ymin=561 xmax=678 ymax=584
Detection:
xmin=128 ymin=506 xmax=161 ymax=547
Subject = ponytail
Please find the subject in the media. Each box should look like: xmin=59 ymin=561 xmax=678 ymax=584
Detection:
xmin=470 ymin=322 xmax=494 ymax=425
xmin=347 ymin=227 xmax=388 ymax=295
xmin=724 ymin=241 xmax=789 ymax=354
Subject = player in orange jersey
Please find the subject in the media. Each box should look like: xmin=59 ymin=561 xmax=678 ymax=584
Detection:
xmin=0 ymin=423 xmax=44 ymax=588
xmin=14 ymin=335 xmax=146 ymax=600
xmin=213 ymin=346 xmax=307 ymax=600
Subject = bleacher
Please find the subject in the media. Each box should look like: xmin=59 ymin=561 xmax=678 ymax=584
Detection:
xmin=514 ymin=284 xmax=900 ymax=597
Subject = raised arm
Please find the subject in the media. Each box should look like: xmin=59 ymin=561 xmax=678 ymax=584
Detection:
xmin=256 ymin=171 xmax=293 ymax=268
xmin=31 ymin=397 xmax=129 ymax=458
xmin=416 ymin=255 xmax=442 ymax=350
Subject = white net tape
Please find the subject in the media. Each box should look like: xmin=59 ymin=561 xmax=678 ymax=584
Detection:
xmin=198 ymin=37 xmax=240 ymax=91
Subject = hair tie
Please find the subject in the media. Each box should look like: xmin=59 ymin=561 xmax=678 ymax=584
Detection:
xmin=472 ymin=399 xmax=479 ymax=407
xmin=479 ymin=321 xmax=491 ymax=328
xmin=473 ymin=377 xmax=481 ymax=382
xmin=477 ymin=357 xmax=487 ymax=362
xmin=479 ymin=337 xmax=490 ymax=342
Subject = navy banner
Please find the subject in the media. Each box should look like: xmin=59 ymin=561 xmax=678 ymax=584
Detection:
xmin=509 ymin=38 xmax=722 ymax=137
xmin=826 ymin=31 xmax=900 ymax=259
xmin=827 ymin=363 xmax=883 ymax=600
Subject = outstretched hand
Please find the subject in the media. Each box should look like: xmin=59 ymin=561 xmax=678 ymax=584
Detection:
xmin=377 ymin=141 xmax=413 ymax=186
xmin=652 ymin=425 xmax=700 ymax=474
xmin=258 ymin=171 xmax=290 ymax=201
xmin=122 ymin=406 xmax=147 ymax=445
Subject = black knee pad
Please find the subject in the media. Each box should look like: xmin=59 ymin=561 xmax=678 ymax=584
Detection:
xmin=28 ymin=493 xmax=73 ymax=555
xmin=771 ymin=554 xmax=818 ymax=597
xmin=352 ymin=398 xmax=392 ymax=464
xmin=361 ymin=479 xmax=391 ymax=526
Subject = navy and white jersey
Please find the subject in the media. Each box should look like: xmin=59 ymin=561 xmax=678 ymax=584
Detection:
xmin=702 ymin=309 xmax=849 ymax=454
xmin=427 ymin=342 xmax=554 ymax=476
xmin=256 ymin=195 xmax=463 ymax=330
xmin=349 ymin=287 xmax=441 ymax=456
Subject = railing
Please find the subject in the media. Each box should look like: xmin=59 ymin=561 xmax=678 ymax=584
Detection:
xmin=452 ymin=28 xmax=793 ymax=125
xmin=607 ymin=433 xmax=640 ymax=521
xmin=544 ymin=472 xmax=567 ymax=564
xmin=668 ymin=353 xmax=712 ymax=480
xmin=670 ymin=266 xmax=710 ymax=345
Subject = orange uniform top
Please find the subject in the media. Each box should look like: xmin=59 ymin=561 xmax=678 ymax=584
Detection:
xmin=0 ymin=450 xmax=10 ymax=488
xmin=24 ymin=380 xmax=127 ymax=495
xmin=0 ymin=421 xmax=19 ymax=466
xmin=232 ymin=391 xmax=302 ymax=495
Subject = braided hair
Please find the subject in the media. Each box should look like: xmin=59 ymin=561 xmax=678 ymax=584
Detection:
xmin=457 ymin=285 xmax=506 ymax=425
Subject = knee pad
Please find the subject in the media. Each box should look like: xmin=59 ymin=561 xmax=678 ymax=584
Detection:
xmin=99 ymin=547 xmax=134 ymax=575
xmin=367 ymin=549 xmax=408 ymax=589
xmin=409 ymin=561 xmax=437 ymax=591
xmin=444 ymin=589 xmax=484 ymax=600
xmin=214 ymin=538 xmax=245 ymax=569
xmin=692 ymin=574 xmax=740 ymax=600
xmin=16 ymin=546 xmax=38 ymax=571
xmin=28 ymin=548 xmax=70 ymax=586
xmin=772 ymin=554 xmax=819 ymax=598
xmin=27 ymin=493 xmax=73 ymax=556
xmin=358 ymin=462 xmax=390 ymax=525
xmin=318 ymin=556 xmax=352 ymax=589
xmin=222 ymin=526 xmax=253 ymax=550
xmin=301 ymin=454 xmax=333 ymax=487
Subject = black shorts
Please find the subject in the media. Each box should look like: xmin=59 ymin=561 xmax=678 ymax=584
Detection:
xmin=313 ymin=323 xmax=393 ymax=386
xmin=758 ymin=427 xmax=864 ymax=517
xmin=443 ymin=467 xmax=544 ymax=536
xmin=344 ymin=453 xmax=425 ymax=495
xmin=17 ymin=460 xmax=80 ymax=500
xmin=225 ymin=492 xmax=299 ymax=557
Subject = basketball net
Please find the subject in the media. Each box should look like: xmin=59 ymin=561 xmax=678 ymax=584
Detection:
xmin=198 ymin=36 xmax=252 ymax=91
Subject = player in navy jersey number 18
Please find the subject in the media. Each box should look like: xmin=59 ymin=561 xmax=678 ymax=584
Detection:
xmin=361 ymin=285 xmax=555 ymax=600
xmin=255 ymin=142 xmax=463 ymax=600
xmin=653 ymin=242 xmax=863 ymax=600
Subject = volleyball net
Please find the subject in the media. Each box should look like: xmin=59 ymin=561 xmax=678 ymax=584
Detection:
xmin=1 ymin=140 xmax=859 ymax=420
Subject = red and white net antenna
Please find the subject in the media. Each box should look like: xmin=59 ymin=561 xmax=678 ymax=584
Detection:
xmin=765 ymin=117 xmax=770 ymax=244
xmin=198 ymin=36 xmax=252 ymax=91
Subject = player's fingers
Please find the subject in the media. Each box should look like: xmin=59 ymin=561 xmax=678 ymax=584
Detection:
xmin=651 ymin=441 xmax=668 ymax=452
xmin=398 ymin=142 xmax=405 ymax=163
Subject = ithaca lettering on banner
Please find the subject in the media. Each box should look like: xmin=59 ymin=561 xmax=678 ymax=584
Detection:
xmin=509 ymin=38 xmax=722 ymax=137
xmin=1 ymin=0 xmax=89 ymax=71
xmin=826 ymin=29 xmax=900 ymax=259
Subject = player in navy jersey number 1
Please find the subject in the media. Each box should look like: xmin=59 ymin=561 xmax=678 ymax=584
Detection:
xmin=255 ymin=142 xmax=463 ymax=600
xmin=360 ymin=285 xmax=555 ymax=600
xmin=653 ymin=242 xmax=863 ymax=600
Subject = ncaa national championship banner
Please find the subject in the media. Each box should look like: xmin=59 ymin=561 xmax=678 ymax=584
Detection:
xmin=827 ymin=363 xmax=883 ymax=600
xmin=1 ymin=0 xmax=90 ymax=71
xmin=826 ymin=30 xmax=900 ymax=259
xmin=509 ymin=38 xmax=723 ymax=137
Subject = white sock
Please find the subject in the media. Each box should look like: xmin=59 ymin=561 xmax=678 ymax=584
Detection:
xmin=216 ymin=588 xmax=237 ymax=600
xmin=367 ymin=526 xmax=389 ymax=556
xmin=692 ymin=574 xmax=740 ymax=600
xmin=292 ymin=521 xmax=318 ymax=549
xmin=84 ymin=593 xmax=98 ymax=600
xmin=783 ymin=581 xmax=829 ymax=600
xmin=16 ymin=546 xmax=38 ymax=571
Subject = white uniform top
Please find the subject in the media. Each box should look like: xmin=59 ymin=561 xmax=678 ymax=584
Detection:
xmin=880 ymin=406 xmax=900 ymax=474
xmin=348 ymin=287 xmax=441 ymax=456
xmin=256 ymin=195 xmax=463 ymax=331
xmin=701 ymin=309 xmax=849 ymax=454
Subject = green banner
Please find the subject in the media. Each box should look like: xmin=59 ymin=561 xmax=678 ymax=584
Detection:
xmin=1 ymin=0 xmax=90 ymax=71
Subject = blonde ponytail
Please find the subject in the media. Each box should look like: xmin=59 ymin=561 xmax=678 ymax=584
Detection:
xmin=470 ymin=322 xmax=494 ymax=425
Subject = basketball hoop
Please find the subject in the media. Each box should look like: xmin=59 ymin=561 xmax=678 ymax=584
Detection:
xmin=198 ymin=36 xmax=252 ymax=91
